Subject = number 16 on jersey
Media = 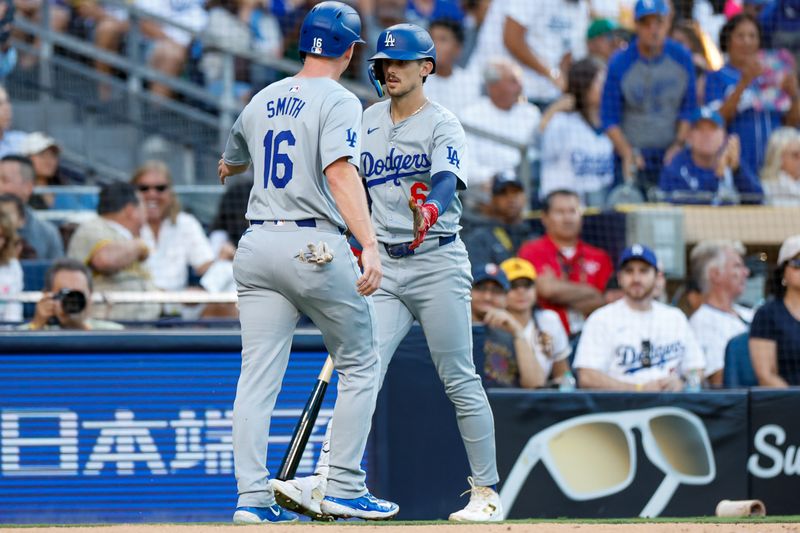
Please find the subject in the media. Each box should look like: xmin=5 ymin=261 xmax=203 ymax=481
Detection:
xmin=263 ymin=129 xmax=296 ymax=189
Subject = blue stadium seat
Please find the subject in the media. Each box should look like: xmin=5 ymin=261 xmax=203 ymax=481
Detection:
xmin=723 ymin=333 xmax=758 ymax=388
xmin=21 ymin=260 xmax=52 ymax=292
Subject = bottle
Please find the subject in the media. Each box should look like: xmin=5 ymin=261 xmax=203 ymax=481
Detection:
xmin=684 ymin=369 xmax=702 ymax=392
xmin=559 ymin=370 xmax=577 ymax=392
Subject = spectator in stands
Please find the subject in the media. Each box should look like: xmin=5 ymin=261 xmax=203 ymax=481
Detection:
xmin=209 ymin=175 xmax=250 ymax=253
xmin=586 ymin=18 xmax=623 ymax=64
xmin=202 ymin=0 xmax=283 ymax=104
xmin=21 ymin=132 xmax=94 ymax=211
xmin=602 ymin=0 xmax=698 ymax=191
xmin=498 ymin=257 xmax=571 ymax=388
xmin=0 ymin=0 xmax=17 ymax=82
xmin=470 ymin=262 xmax=537 ymax=388
xmin=518 ymin=189 xmax=613 ymax=335
xmin=500 ymin=0 xmax=590 ymax=104
xmin=742 ymin=0 xmax=772 ymax=19
xmin=131 ymin=161 xmax=234 ymax=317
xmin=670 ymin=19 xmax=724 ymax=104
xmin=0 ymin=155 xmax=63 ymax=259
xmin=0 ymin=192 xmax=34 ymax=259
xmin=406 ymin=0 xmax=464 ymax=26
xmin=575 ymin=244 xmax=706 ymax=391
xmin=761 ymin=126 xmax=800 ymax=205
xmin=658 ymin=107 xmax=763 ymax=204
xmin=20 ymin=258 xmax=122 ymax=331
xmin=13 ymin=0 xmax=70 ymax=69
xmin=689 ymin=240 xmax=753 ymax=387
xmin=759 ymin=0 xmax=800 ymax=68
xmin=750 ymin=234 xmax=800 ymax=387
xmin=0 ymin=86 xmax=27 ymax=158
xmin=460 ymin=58 xmax=541 ymax=192
xmin=539 ymin=58 xmax=615 ymax=207
xmin=462 ymin=171 xmax=532 ymax=267
xmin=67 ymin=181 xmax=160 ymax=321
xmin=134 ymin=0 xmax=209 ymax=98
xmin=69 ymin=1 xmax=131 ymax=100
xmin=424 ymin=19 xmax=480 ymax=120
xmin=458 ymin=0 xmax=490 ymax=66
xmin=706 ymin=14 xmax=800 ymax=174
xmin=0 ymin=209 xmax=21 ymax=323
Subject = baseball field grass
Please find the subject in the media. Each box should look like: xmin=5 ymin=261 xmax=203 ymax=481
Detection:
xmin=2 ymin=517 xmax=800 ymax=533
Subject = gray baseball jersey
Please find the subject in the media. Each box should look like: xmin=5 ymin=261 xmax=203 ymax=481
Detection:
xmin=360 ymin=99 xmax=468 ymax=244
xmin=224 ymin=75 xmax=382 ymax=509
xmin=224 ymin=77 xmax=362 ymax=229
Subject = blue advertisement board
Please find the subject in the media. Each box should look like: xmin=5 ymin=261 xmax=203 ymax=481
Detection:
xmin=0 ymin=334 xmax=336 ymax=523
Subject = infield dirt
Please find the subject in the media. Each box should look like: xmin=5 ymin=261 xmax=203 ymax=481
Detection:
xmin=1 ymin=523 xmax=799 ymax=533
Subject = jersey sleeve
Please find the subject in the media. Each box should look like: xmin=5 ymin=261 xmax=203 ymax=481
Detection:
xmin=540 ymin=309 xmax=570 ymax=361
xmin=704 ymin=69 xmax=728 ymax=107
xmin=677 ymin=313 xmax=706 ymax=373
xmin=503 ymin=0 xmax=532 ymax=25
xmin=431 ymin=115 xmax=469 ymax=189
xmin=223 ymin=112 xmax=251 ymax=165
xmin=601 ymin=55 xmax=624 ymax=131
xmin=573 ymin=309 xmax=611 ymax=372
xmin=182 ymin=214 xmax=216 ymax=270
xmin=690 ymin=312 xmax=725 ymax=377
xmin=320 ymin=92 xmax=362 ymax=172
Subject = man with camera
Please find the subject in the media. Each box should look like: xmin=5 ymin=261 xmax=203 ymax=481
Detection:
xmin=21 ymin=258 xmax=123 ymax=331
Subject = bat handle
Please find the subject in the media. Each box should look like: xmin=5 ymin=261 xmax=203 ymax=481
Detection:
xmin=319 ymin=355 xmax=334 ymax=383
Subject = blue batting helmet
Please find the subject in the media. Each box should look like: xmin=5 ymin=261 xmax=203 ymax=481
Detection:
xmin=298 ymin=1 xmax=365 ymax=59
xmin=368 ymin=24 xmax=436 ymax=96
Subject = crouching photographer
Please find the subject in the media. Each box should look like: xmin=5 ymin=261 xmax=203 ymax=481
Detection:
xmin=21 ymin=258 xmax=123 ymax=331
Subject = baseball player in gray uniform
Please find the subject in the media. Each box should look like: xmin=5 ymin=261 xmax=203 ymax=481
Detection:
xmin=218 ymin=1 xmax=398 ymax=523
xmin=273 ymin=23 xmax=503 ymax=522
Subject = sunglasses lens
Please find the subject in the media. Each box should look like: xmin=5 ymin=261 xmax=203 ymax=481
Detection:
xmin=548 ymin=422 xmax=631 ymax=496
xmin=649 ymin=415 xmax=711 ymax=477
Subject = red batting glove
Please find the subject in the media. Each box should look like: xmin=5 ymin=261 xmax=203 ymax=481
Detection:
xmin=409 ymin=201 xmax=439 ymax=251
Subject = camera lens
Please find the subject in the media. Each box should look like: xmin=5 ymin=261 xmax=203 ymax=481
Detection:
xmin=60 ymin=290 xmax=86 ymax=314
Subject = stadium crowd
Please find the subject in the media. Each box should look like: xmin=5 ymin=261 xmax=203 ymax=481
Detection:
xmin=0 ymin=0 xmax=799 ymax=389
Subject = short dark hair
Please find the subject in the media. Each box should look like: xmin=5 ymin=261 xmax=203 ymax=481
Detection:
xmin=719 ymin=13 xmax=761 ymax=54
xmin=98 ymin=181 xmax=139 ymax=215
xmin=542 ymin=189 xmax=580 ymax=213
xmin=0 ymin=192 xmax=24 ymax=219
xmin=429 ymin=18 xmax=464 ymax=45
xmin=0 ymin=154 xmax=35 ymax=182
xmin=44 ymin=258 xmax=93 ymax=293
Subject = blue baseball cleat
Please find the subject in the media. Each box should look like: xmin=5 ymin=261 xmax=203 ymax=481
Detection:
xmin=232 ymin=505 xmax=299 ymax=524
xmin=320 ymin=492 xmax=399 ymax=520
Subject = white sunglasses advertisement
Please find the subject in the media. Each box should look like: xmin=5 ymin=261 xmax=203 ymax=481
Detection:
xmin=491 ymin=391 xmax=750 ymax=519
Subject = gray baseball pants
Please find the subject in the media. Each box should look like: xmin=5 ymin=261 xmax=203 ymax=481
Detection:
xmin=232 ymin=221 xmax=380 ymax=507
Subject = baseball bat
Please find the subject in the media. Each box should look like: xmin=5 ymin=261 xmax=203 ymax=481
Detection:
xmin=276 ymin=355 xmax=334 ymax=481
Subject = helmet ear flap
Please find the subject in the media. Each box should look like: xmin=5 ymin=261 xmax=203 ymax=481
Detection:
xmin=368 ymin=61 xmax=385 ymax=98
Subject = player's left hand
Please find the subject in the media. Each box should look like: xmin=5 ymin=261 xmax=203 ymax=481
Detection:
xmin=408 ymin=199 xmax=439 ymax=250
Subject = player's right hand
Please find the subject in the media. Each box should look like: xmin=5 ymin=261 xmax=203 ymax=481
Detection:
xmin=356 ymin=245 xmax=382 ymax=296
xmin=31 ymin=292 xmax=58 ymax=330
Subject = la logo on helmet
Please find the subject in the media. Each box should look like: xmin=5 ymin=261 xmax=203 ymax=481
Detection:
xmin=384 ymin=32 xmax=396 ymax=47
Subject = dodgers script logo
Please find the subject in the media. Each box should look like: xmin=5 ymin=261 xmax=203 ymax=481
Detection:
xmin=361 ymin=148 xmax=432 ymax=187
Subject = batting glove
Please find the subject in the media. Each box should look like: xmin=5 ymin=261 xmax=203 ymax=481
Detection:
xmin=409 ymin=199 xmax=439 ymax=251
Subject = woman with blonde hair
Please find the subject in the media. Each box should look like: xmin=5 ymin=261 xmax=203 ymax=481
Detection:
xmin=130 ymin=161 xmax=220 ymax=314
xmin=760 ymin=127 xmax=800 ymax=205
xmin=0 ymin=210 xmax=22 ymax=323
